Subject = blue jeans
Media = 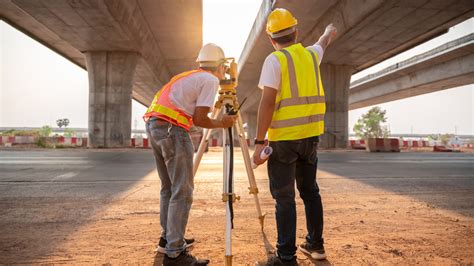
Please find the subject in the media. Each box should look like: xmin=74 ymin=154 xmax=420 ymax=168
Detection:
xmin=267 ymin=136 xmax=324 ymax=260
xmin=146 ymin=120 xmax=194 ymax=258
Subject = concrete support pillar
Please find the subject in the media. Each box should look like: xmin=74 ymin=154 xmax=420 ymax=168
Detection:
xmin=85 ymin=51 xmax=139 ymax=148
xmin=319 ymin=64 xmax=353 ymax=149
xmin=242 ymin=111 xmax=258 ymax=146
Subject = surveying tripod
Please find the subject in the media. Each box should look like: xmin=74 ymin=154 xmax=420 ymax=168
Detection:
xmin=192 ymin=58 xmax=265 ymax=265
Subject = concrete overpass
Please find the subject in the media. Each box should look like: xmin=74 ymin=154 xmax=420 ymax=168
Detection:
xmin=349 ymin=34 xmax=474 ymax=110
xmin=0 ymin=0 xmax=202 ymax=147
xmin=237 ymin=0 xmax=473 ymax=148
xmin=1 ymin=0 xmax=473 ymax=148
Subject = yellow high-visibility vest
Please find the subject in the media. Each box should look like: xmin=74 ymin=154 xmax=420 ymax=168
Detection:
xmin=268 ymin=43 xmax=326 ymax=141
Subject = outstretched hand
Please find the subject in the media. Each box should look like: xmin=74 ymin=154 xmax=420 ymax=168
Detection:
xmin=317 ymin=23 xmax=338 ymax=50
xmin=325 ymin=23 xmax=337 ymax=39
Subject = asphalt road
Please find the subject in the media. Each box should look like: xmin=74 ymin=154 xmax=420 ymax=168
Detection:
xmin=0 ymin=148 xmax=473 ymax=264
xmin=1 ymin=149 xmax=472 ymax=216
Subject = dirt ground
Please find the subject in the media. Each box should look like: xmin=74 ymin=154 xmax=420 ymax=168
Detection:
xmin=0 ymin=148 xmax=473 ymax=265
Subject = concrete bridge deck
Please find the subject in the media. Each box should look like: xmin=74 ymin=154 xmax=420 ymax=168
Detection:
xmin=0 ymin=0 xmax=202 ymax=105
xmin=349 ymin=34 xmax=474 ymax=110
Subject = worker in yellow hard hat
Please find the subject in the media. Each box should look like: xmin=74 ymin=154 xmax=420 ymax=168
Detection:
xmin=252 ymin=8 xmax=337 ymax=264
xmin=144 ymin=43 xmax=236 ymax=265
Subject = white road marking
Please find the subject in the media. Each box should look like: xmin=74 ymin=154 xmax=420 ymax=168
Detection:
xmin=0 ymin=157 xmax=88 ymax=160
xmin=0 ymin=160 xmax=88 ymax=164
xmin=51 ymin=172 xmax=78 ymax=181
xmin=0 ymin=157 xmax=89 ymax=164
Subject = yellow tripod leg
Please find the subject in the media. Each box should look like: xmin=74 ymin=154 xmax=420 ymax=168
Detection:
xmin=193 ymin=106 xmax=221 ymax=176
xmin=234 ymin=114 xmax=266 ymax=230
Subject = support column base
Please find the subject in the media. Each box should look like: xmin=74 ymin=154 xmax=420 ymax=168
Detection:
xmin=319 ymin=64 xmax=353 ymax=149
xmin=85 ymin=51 xmax=139 ymax=148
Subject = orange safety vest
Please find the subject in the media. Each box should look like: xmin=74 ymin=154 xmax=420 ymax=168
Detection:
xmin=143 ymin=70 xmax=204 ymax=131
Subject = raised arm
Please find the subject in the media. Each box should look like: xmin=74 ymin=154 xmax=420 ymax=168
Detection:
xmin=316 ymin=24 xmax=337 ymax=51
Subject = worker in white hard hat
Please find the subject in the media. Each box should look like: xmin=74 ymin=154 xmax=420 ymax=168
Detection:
xmin=252 ymin=8 xmax=337 ymax=265
xmin=144 ymin=43 xmax=236 ymax=265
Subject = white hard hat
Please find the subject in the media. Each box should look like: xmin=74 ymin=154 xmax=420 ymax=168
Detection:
xmin=196 ymin=43 xmax=225 ymax=67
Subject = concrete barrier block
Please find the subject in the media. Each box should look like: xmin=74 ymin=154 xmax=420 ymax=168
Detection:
xmin=64 ymin=138 xmax=72 ymax=146
xmin=367 ymin=138 xmax=400 ymax=152
xmin=350 ymin=139 xmax=366 ymax=150
xmin=135 ymin=137 xmax=143 ymax=147
xmin=433 ymin=145 xmax=452 ymax=152
xmin=131 ymin=137 xmax=150 ymax=149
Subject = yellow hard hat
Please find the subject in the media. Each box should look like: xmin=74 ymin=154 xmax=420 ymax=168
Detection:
xmin=266 ymin=8 xmax=298 ymax=37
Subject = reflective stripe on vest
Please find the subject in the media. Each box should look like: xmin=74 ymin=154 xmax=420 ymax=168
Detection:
xmin=268 ymin=43 xmax=326 ymax=141
xmin=143 ymin=70 xmax=203 ymax=131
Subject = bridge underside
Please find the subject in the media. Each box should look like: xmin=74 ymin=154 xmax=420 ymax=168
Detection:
xmin=0 ymin=0 xmax=202 ymax=147
xmin=1 ymin=0 xmax=472 ymax=147
xmin=238 ymin=0 xmax=473 ymax=148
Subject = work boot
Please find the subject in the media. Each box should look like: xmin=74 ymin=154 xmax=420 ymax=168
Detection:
xmin=162 ymin=250 xmax=209 ymax=265
xmin=266 ymin=254 xmax=298 ymax=265
xmin=298 ymin=242 xmax=326 ymax=260
xmin=156 ymin=237 xmax=195 ymax=253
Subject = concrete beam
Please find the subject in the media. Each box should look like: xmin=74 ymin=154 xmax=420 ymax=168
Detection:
xmin=236 ymin=0 xmax=473 ymax=116
xmin=236 ymin=0 xmax=272 ymax=116
xmin=349 ymin=35 xmax=474 ymax=109
xmin=85 ymin=51 xmax=139 ymax=148
xmin=0 ymin=0 xmax=202 ymax=107
xmin=237 ymin=0 xmax=387 ymax=115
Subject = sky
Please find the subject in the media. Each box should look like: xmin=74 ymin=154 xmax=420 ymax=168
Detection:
xmin=0 ymin=0 xmax=473 ymax=135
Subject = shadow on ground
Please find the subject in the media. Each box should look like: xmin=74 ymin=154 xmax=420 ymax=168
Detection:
xmin=317 ymin=151 xmax=474 ymax=218
xmin=0 ymin=149 xmax=157 ymax=263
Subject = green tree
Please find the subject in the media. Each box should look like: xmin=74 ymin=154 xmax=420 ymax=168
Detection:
xmin=353 ymin=106 xmax=390 ymax=139
xmin=38 ymin=125 xmax=52 ymax=137
xmin=56 ymin=118 xmax=70 ymax=128
xmin=439 ymin=133 xmax=454 ymax=145
xmin=63 ymin=128 xmax=75 ymax=137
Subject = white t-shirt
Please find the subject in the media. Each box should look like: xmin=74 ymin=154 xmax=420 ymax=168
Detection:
xmin=258 ymin=44 xmax=324 ymax=90
xmin=169 ymin=71 xmax=219 ymax=116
